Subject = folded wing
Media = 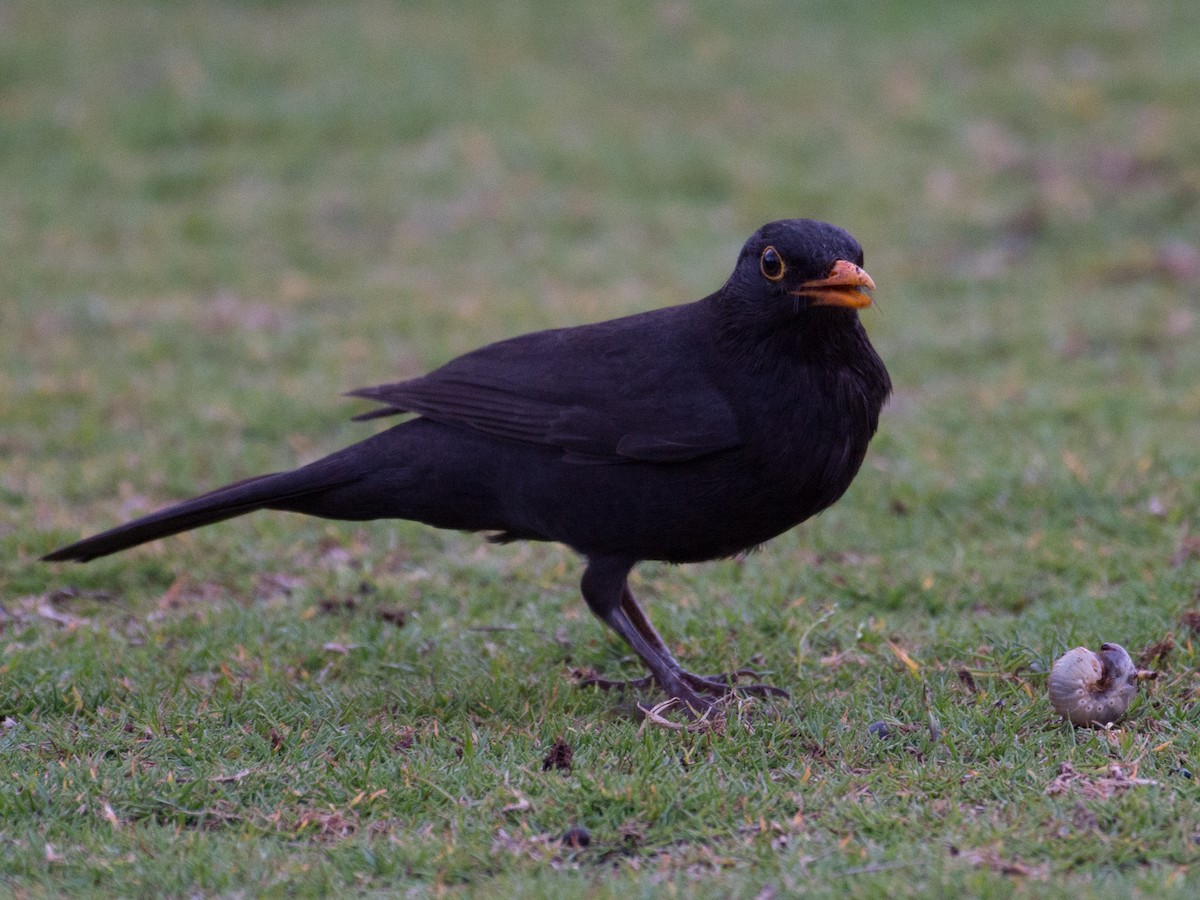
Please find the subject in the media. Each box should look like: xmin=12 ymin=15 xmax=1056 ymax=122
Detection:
xmin=348 ymin=305 xmax=741 ymax=464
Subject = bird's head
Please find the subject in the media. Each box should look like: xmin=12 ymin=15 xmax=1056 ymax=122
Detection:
xmin=722 ymin=219 xmax=875 ymax=322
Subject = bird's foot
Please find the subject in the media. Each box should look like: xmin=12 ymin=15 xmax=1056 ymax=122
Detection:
xmin=676 ymin=668 xmax=790 ymax=699
xmin=576 ymin=673 xmax=712 ymax=717
xmin=576 ymin=671 xmax=658 ymax=693
xmin=578 ymin=667 xmax=789 ymax=705
xmin=644 ymin=668 xmax=790 ymax=722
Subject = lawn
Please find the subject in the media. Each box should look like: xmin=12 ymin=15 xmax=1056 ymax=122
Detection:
xmin=4 ymin=0 xmax=1200 ymax=895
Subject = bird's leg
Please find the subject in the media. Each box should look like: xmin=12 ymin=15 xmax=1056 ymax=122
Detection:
xmin=578 ymin=557 xmax=789 ymax=710
xmin=618 ymin=586 xmax=789 ymax=700
xmin=579 ymin=557 xmax=712 ymax=715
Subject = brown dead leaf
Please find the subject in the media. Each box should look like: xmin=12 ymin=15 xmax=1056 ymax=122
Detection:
xmin=1170 ymin=531 xmax=1200 ymax=568
xmin=886 ymin=640 xmax=921 ymax=675
xmin=378 ymin=605 xmax=408 ymax=627
xmin=36 ymin=602 xmax=89 ymax=629
xmin=41 ymin=587 xmax=112 ymax=604
xmin=209 ymin=769 xmax=252 ymax=784
xmin=392 ymin=726 xmax=416 ymax=751
xmin=156 ymin=575 xmax=190 ymax=610
xmin=617 ymin=817 xmax=648 ymax=848
xmin=1181 ymin=610 xmax=1200 ymax=635
xmin=568 ymin=666 xmax=614 ymax=688
xmin=1045 ymin=762 xmax=1157 ymax=799
xmin=560 ymin=825 xmax=591 ymax=848
xmin=318 ymin=596 xmax=357 ymax=615
xmin=957 ymin=668 xmax=978 ymax=694
xmin=819 ymin=650 xmax=869 ymax=669
xmin=961 ymin=847 xmax=1047 ymax=879
xmin=1138 ymin=635 xmax=1174 ymax=668
xmin=490 ymin=826 xmax=558 ymax=862
xmin=502 ymin=792 xmax=533 ymax=814
xmin=542 ymin=739 xmax=574 ymax=773
xmin=318 ymin=544 xmax=354 ymax=568
xmin=1061 ymin=449 xmax=1088 ymax=482
xmin=1072 ymin=802 xmax=1099 ymax=833
xmin=295 ymin=809 xmax=359 ymax=840
xmin=255 ymin=572 xmax=305 ymax=599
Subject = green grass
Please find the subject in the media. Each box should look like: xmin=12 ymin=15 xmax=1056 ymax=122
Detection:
xmin=4 ymin=0 xmax=1200 ymax=894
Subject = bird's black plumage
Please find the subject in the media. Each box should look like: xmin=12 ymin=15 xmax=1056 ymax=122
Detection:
xmin=44 ymin=219 xmax=891 ymax=713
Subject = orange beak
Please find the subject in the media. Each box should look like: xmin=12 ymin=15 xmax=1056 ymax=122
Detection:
xmin=791 ymin=259 xmax=876 ymax=309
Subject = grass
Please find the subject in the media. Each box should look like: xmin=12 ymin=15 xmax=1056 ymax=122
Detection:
xmin=4 ymin=0 xmax=1200 ymax=894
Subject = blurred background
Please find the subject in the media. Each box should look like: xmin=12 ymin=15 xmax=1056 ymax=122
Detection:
xmin=3 ymin=0 xmax=1200 ymax=890
xmin=4 ymin=0 xmax=1200 ymax=640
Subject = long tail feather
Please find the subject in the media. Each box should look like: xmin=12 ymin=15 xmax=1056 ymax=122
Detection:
xmin=42 ymin=468 xmax=350 ymax=563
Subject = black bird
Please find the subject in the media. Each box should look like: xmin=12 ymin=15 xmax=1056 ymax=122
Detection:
xmin=44 ymin=219 xmax=891 ymax=713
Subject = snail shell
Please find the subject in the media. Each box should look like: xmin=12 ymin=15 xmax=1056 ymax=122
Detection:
xmin=1047 ymin=643 xmax=1139 ymax=726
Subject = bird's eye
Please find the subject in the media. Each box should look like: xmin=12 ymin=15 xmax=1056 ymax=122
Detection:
xmin=760 ymin=246 xmax=785 ymax=282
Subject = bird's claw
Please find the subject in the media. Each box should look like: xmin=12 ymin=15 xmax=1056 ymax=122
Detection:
xmin=678 ymin=668 xmax=790 ymax=699
xmin=576 ymin=672 xmax=656 ymax=692
xmin=578 ymin=667 xmax=789 ymax=705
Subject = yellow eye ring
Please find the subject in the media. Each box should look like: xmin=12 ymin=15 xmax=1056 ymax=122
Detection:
xmin=760 ymin=246 xmax=785 ymax=282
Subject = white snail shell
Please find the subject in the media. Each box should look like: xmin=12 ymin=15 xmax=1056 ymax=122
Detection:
xmin=1047 ymin=643 xmax=1139 ymax=726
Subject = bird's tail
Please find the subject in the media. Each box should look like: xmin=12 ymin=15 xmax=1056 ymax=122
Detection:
xmin=42 ymin=461 xmax=362 ymax=563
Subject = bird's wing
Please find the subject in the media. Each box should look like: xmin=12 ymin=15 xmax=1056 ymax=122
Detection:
xmin=347 ymin=305 xmax=741 ymax=463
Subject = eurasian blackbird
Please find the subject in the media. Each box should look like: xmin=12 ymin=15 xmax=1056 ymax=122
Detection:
xmin=44 ymin=218 xmax=891 ymax=713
